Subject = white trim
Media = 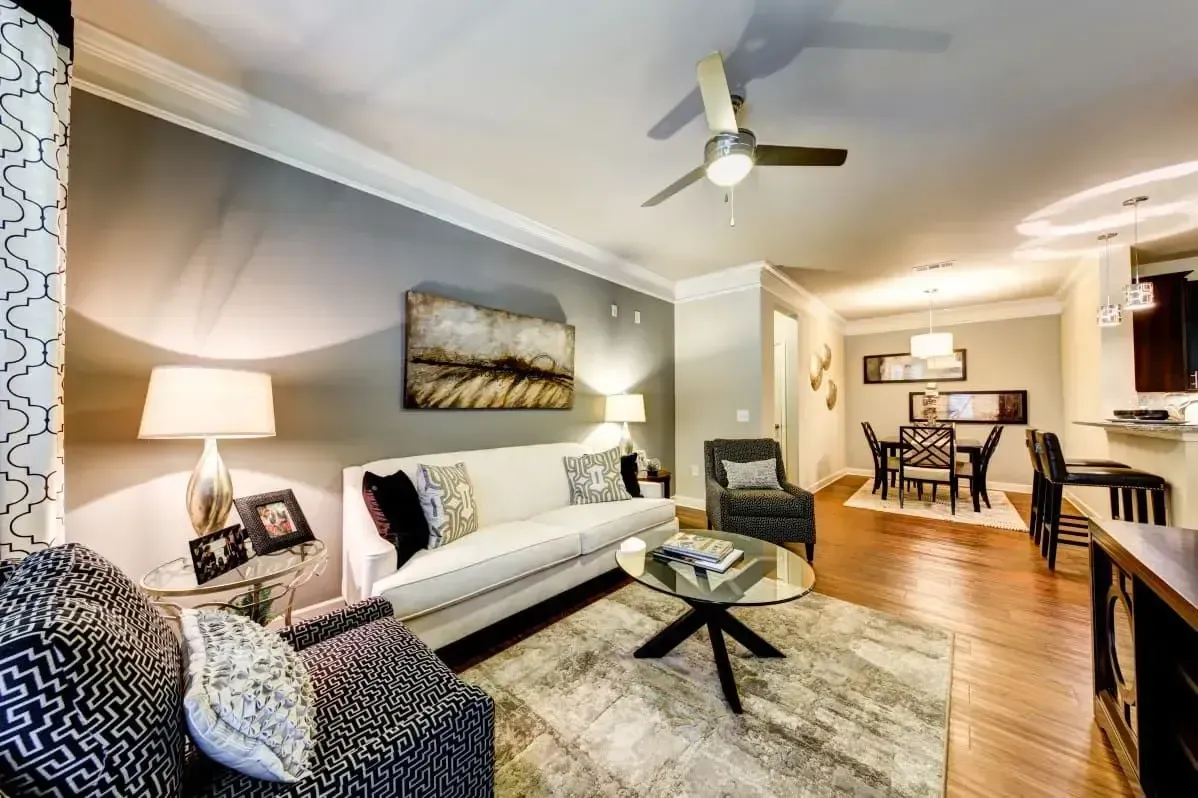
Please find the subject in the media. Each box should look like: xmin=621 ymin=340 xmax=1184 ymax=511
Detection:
xmin=71 ymin=22 xmax=676 ymax=302
xmin=760 ymin=263 xmax=846 ymax=327
xmin=843 ymin=296 xmax=1063 ymax=336
xmin=287 ymin=597 xmax=345 ymax=622
xmin=673 ymin=495 xmax=706 ymax=511
xmin=1056 ymin=256 xmax=1094 ymax=302
xmin=1063 ymin=488 xmax=1102 ymax=520
xmin=844 ymin=468 xmax=1030 ymax=494
xmin=674 ymin=262 xmax=765 ymax=303
xmin=844 ymin=467 xmax=875 ymax=479
xmin=807 ymin=468 xmax=849 ymax=493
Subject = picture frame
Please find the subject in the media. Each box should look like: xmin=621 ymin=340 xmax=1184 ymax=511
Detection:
xmin=189 ymin=524 xmax=250 ymax=585
xmin=864 ymin=349 xmax=967 ymax=384
xmin=234 ymin=489 xmax=316 ymax=556
xmin=907 ymin=390 xmax=1028 ymax=425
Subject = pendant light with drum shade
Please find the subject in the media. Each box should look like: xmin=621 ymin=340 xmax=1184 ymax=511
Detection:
xmin=1096 ymin=232 xmax=1123 ymax=327
xmin=1122 ymin=196 xmax=1155 ymax=311
xmin=910 ymin=288 xmax=954 ymax=359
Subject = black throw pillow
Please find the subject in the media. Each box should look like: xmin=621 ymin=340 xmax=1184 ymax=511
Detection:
xmin=362 ymin=469 xmax=429 ymax=568
xmin=620 ymin=453 xmax=643 ymax=498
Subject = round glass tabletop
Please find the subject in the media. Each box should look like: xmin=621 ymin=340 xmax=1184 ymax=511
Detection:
xmin=140 ymin=540 xmax=326 ymax=597
xmin=616 ymin=527 xmax=815 ymax=607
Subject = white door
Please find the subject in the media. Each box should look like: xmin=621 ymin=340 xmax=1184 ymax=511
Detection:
xmin=774 ymin=340 xmax=788 ymax=455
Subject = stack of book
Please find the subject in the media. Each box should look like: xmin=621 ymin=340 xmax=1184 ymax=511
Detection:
xmin=652 ymin=532 xmax=743 ymax=573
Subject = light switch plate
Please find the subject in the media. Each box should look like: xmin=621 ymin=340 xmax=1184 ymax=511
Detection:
xmin=690 ymin=465 xmax=700 ymax=477
xmin=737 ymin=409 xmax=750 ymax=422
xmin=634 ymin=310 xmax=641 ymax=324
xmin=611 ymin=304 xmax=618 ymax=318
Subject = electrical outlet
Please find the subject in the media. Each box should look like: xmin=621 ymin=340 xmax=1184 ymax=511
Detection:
xmin=634 ymin=310 xmax=641 ymax=324
xmin=737 ymin=409 xmax=750 ymax=423
xmin=611 ymin=304 xmax=618 ymax=318
xmin=690 ymin=465 xmax=700 ymax=477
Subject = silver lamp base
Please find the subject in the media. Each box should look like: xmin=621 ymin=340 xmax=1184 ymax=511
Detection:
xmin=618 ymin=421 xmax=636 ymax=455
xmin=187 ymin=438 xmax=233 ymax=536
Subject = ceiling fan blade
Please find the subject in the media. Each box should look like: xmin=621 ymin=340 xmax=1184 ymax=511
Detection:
xmin=756 ymin=145 xmax=848 ymax=167
xmin=642 ymin=166 xmax=706 ymax=207
xmin=696 ymin=51 xmax=738 ymax=133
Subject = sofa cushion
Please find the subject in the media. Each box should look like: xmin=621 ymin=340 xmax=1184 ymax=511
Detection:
xmin=619 ymin=453 xmax=643 ymax=498
xmin=0 ymin=544 xmax=183 ymax=798
xmin=362 ymin=469 xmax=428 ymax=568
xmin=416 ymin=462 xmax=480 ymax=548
xmin=185 ymin=617 xmax=494 ymax=798
xmin=373 ymin=522 xmax=580 ymax=618
xmin=563 ymin=447 xmax=632 ymax=505
xmin=723 ymin=489 xmax=807 ymax=519
xmin=532 ymin=498 xmax=676 ymax=554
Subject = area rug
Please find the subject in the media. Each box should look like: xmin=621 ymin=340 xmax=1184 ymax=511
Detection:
xmin=843 ymin=480 xmax=1027 ymax=531
xmin=462 ymin=584 xmax=952 ymax=797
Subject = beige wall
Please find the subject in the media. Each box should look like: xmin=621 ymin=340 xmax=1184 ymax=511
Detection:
xmin=65 ymin=94 xmax=675 ymax=606
xmin=673 ymin=289 xmax=763 ymax=500
xmin=845 ymin=315 xmax=1064 ymax=485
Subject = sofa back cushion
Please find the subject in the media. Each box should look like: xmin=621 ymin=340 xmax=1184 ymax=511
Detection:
xmin=350 ymin=442 xmax=587 ymax=528
xmin=0 ymin=544 xmax=183 ymax=797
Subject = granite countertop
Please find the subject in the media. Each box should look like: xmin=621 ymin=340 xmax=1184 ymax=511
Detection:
xmin=1076 ymin=419 xmax=1198 ymax=439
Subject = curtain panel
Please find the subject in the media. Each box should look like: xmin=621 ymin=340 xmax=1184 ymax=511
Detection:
xmin=0 ymin=0 xmax=72 ymax=559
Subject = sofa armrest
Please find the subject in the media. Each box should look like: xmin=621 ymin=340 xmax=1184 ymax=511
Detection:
xmin=277 ymin=597 xmax=393 ymax=651
xmin=782 ymin=481 xmax=814 ymax=504
xmin=342 ymin=467 xmax=398 ymax=603
xmin=705 ymin=477 xmax=729 ymax=529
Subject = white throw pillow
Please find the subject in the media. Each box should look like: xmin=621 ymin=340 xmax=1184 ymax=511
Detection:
xmin=416 ymin=461 xmax=480 ymax=548
xmin=723 ymin=458 xmax=782 ymax=490
xmin=181 ymin=610 xmax=316 ymax=782
xmin=563 ymin=447 xmax=633 ymax=504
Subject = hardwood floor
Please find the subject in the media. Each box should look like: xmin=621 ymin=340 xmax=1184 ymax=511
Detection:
xmin=681 ymin=476 xmax=1132 ymax=797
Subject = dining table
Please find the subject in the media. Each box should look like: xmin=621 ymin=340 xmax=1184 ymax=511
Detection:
xmin=878 ymin=433 xmax=984 ymax=511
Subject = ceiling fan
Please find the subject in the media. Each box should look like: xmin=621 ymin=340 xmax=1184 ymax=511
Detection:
xmin=642 ymin=51 xmax=847 ymax=208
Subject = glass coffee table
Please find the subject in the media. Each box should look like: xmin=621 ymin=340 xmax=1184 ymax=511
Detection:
xmin=616 ymin=527 xmax=815 ymax=713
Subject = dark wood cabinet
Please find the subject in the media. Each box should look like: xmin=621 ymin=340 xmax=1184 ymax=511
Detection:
xmin=1132 ymin=273 xmax=1191 ymax=393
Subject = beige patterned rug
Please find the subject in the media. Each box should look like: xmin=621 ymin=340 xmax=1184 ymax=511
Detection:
xmin=843 ymin=480 xmax=1027 ymax=531
xmin=463 ymin=584 xmax=952 ymax=797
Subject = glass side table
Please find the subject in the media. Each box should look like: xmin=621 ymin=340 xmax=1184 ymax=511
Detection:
xmin=139 ymin=540 xmax=327 ymax=626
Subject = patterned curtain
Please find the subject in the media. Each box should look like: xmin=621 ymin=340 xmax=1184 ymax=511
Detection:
xmin=0 ymin=0 xmax=72 ymax=559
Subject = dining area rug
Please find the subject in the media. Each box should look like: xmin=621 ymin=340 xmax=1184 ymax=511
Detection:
xmin=463 ymin=583 xmax=952 ymax=797
xmin=843 ymin=480 xmax=1027 ymax=531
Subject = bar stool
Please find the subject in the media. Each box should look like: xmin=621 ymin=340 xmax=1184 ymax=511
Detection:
xmin=1037 ymin=431 xmax=1166 ymax=570
xmin=1023 ymin=429 xmax=1128 ymax=544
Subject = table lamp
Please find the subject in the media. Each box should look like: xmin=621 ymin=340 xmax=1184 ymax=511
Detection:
xmin=139 ymin=366 xmax=276 ymax=536
xmin=605 ymin=393 xmax=645 ymax=455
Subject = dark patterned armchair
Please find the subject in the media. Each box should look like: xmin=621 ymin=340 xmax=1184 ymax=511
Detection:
xmin=704 ymin=438 xmax=817 ymax=561
xmin=0 ymin=545 xmax=494 ymax=798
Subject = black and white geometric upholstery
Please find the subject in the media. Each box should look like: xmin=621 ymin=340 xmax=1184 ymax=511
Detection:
xmin=0 ymin=544 xmax=184 ymax=797
xmin=704 ymin=438 xmax=816 ymax=559
xmin=187 ymin=608 xmax=495 ymax=798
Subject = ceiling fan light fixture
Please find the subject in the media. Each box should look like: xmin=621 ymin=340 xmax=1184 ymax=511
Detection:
xmin=704 ymin=131 xmax=756 ymax=187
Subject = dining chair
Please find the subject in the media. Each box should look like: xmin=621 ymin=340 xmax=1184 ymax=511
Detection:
xmin=899 ymin=425 xmax=958 ymax=514
xmin=958 ymin=425 xmax=1003 ymax=511
xmin=861 ymin=422 xmax=898 ymax=495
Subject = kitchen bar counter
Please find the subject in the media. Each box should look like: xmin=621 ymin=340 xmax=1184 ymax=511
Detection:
xmin=1075 ymin=421 xmax=1198 ymax=526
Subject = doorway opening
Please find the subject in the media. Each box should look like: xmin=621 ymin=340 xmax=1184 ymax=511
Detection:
xmin=773 ymin=311 xmax=800 ymax=477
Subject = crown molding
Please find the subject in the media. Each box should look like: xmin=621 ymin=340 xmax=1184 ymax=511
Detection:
xmin=843 ymin=296 xmax=1062 ymax=336
xmin=674 ymin=260 xmax=845 ymax=325
xmin=71 ymin=22 xmax=676 ymax=302
xmin=758 ymin=262 xmax=845 ymax=327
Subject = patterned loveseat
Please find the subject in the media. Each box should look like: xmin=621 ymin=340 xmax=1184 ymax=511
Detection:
xmin=0 ymin=544 xmax=494 ymax=797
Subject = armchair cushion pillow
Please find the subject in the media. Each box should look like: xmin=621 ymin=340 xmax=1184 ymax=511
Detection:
xmin=182 ymin=610 xmax=316 ymax=782
xmin=416 ymin=462 xmax=480 ymax=548
xmin=619 ymin=452 xmax=643 ymax=498
xmin=722 ymin=458 xmax=782 ymax=490
xmin=563 ymin=447 xmax=632 ymax=504
xmin=362 ymin=469 xmax=428 ymax=568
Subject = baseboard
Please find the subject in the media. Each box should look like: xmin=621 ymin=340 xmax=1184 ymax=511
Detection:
xmin=1063 ymin=488 xmax=1101 ymax=520
xmin=842 ymin=468 xmax=1031 ymax=494
xmin=673 ymin=495 xmax=706 ymax=511
xmin=807 ymin=469 xmax=850 ymax=494
xmin=289 ymin=596 xmax=345 ymax=621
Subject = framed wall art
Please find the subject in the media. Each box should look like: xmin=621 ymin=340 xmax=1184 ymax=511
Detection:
xmin=404 ymin=291 xmax=575 ymax=409
xmin=907 ymin=390 xmax=1028 ymax=425
xmin=865 ymin=349 xmax=966 ymax=384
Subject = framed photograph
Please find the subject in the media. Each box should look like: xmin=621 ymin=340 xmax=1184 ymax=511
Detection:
xmin=908 ymin=390 xmax=1028 ymax=425
xmin=864 ymin=350 xmax=967 ymax=384
xmin=234 ymin=489 xmax=316 ymax=556
xmin=189 ymin=524 xmax=250 ymax=585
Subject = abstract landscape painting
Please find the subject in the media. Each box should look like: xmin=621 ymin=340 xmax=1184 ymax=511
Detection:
xmin=404 ymin=292 xmax=575 ymax=409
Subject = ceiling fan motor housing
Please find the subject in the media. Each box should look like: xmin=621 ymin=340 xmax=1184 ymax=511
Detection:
xmin=704 ymin=129 xmax=757 ymax=169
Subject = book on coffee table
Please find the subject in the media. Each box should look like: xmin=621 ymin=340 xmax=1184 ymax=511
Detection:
xmin=660 ymin=532 xmax=734 ymax=563
xmin=652 ymin=546 xmax=743 ymax=574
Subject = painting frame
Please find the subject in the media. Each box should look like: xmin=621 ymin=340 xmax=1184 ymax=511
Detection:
xmin=403 ymin=291 xmax=576 ymax=410
xmin=864 ymin=349 xmax=967 ymax=384
xmin=234 ymin=489 xmax=316 ymax=556
xmin=188 ymin=524 xmax=250 ymax=585
xmin=907 ymin=390 xmax=1029 ymax=425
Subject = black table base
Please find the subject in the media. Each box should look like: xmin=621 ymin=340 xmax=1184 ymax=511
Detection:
xmin=634 ymin=600 xmax=783 ymax=713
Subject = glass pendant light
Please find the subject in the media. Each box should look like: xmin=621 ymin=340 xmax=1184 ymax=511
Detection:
xmin=1122 ymin=196 xmax=1155 ymax=311
xmin=1096 ymin=231 xmax=1123 ymax=327
xmin=910 ymin=288 xmax=954 ymax=358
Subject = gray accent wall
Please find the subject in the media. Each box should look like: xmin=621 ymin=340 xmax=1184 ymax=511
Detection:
xmin=65 ymin=94 xmax=674 ymax=605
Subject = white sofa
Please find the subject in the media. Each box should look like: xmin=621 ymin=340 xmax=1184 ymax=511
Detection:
xmin=342 ymin=442 xmax=678 ymax=649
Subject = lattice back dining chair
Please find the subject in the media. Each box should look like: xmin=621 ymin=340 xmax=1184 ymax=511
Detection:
xmin=861 ymin=422 xmax=896 ymax=495
xmin=972 ymin=425 xmax=1004 ymax=509
xmin=899 ymin=424 xmax=958 ymax=514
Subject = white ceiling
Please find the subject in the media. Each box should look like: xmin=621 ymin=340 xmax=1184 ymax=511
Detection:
xmin=75 ymin=0 xmax=1198 ymax=318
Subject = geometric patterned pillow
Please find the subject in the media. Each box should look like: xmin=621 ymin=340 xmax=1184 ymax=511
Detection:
xmin=181 ymin=610 xmax=316 ymax=782
xmin=722 ymin=458 xmax=782 ymax=490
xmin=563 ymin=448 xmax=632 ymax=505
xmin=415 ymin=462 xmax=479 ymax=549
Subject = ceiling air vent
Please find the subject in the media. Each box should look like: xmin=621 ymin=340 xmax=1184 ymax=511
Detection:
xmin=912 ymin=261 xmax=955 ymax=274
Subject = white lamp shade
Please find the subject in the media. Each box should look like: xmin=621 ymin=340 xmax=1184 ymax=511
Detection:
xmin=910 ymin=332 xmax=954 ymax=359
xmin=139 ymin=366 xmax=276 ymax=439
xmin=605 ymin=393 xmax=646 ymax=423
